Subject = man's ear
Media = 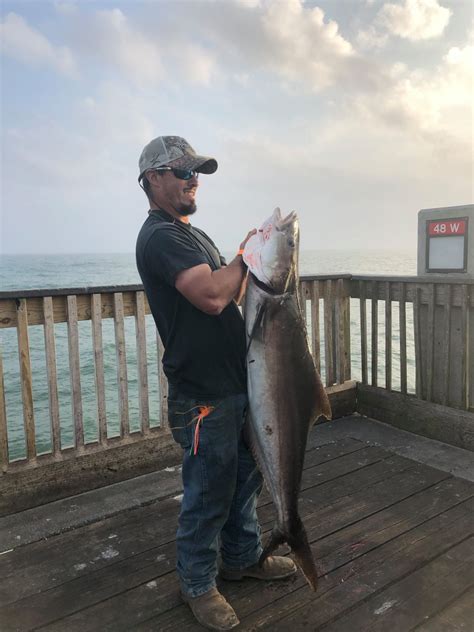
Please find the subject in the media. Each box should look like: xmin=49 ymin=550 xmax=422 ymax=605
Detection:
xmin=146 ymin=170 xmax=161 ymax=188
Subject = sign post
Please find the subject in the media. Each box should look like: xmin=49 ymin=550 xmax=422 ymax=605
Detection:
xmin=417 ymin=204 xmax=473 ymax=410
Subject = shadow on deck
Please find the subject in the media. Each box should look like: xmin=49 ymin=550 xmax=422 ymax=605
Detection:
xmin=1 ymin=416 xmax=473 ymax=631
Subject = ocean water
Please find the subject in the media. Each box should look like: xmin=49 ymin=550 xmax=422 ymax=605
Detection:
xmin=0 ymin=250 xmax=417 ymax=461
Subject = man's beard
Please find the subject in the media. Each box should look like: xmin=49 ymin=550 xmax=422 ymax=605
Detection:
xmin=177 ymin=200 xmax=197 ymax=216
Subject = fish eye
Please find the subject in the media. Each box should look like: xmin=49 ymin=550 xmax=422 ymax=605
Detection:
xmin=287 ymin=238 xmax=295 ymax=247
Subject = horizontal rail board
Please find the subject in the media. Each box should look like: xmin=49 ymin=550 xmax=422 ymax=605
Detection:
xmin=0 ymin=292 xmax=152 ymax=328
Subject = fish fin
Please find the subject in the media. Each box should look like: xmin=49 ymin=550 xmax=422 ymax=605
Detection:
xmin=260 ymin=517 xmax=319 ymax=592
xmin=259 ymin=528 xmax=287 ymax=565
xmin=288 ymin=516 xmax=319 ymax=592
xmin=246 ymin=301 xmax=266 ymax=355
xmin=314 ymin=372 xmax=332 ymax=422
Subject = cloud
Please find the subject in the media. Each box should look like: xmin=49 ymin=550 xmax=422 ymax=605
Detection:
xmin=4 ymin=81 xmax=154 ymax=189
xmin=69 ymin=8 xmax=164 ymax=88
xmin=360 ymin=0 xmax=452 ymax=47
xmin=353 ymin=32 xmax=473 ymax=142
xmin=378 ymin=0 xmax=452 ymax=41
xmin=0 ymin=12 xmax=76 ymax=76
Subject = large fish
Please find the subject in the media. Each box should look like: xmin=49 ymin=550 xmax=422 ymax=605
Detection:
xmin=243 ymin=208 xmax=332 ymax=591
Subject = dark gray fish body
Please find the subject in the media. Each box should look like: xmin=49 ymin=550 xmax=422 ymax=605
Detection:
xmin=243 ymin=209 xmax=331 ymax=591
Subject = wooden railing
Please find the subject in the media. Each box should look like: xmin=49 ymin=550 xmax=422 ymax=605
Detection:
xmin=0 ymin=275 xmax=472 ymax=474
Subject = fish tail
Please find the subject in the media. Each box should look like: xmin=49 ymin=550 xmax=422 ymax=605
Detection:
xmin=259 ymin=516 xmax=319 ymax=592
xmin=259 ymin=528 xmax=287 ymax=565
xmin=288 ymin=515 xmax=319 ymax=592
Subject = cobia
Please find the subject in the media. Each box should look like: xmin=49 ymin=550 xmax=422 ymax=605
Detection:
xmin=243 ymin=208 xmax=331 ymax=591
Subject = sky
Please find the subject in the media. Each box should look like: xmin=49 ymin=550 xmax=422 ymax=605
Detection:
xmin=0 ymin=0 xmax=472 ymax=254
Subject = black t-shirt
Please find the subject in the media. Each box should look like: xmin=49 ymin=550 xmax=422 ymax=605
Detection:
xmin=136 ymin=209 xmax=247 ymax=399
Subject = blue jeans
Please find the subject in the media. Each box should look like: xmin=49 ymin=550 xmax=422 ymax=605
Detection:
xmin=168 ymin=388 xmax=263 ymax=598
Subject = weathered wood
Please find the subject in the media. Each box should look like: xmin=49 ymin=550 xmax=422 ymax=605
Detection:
xmin=4 ymin=439 xmax=469 ymax=631
xmin=311 ymin=280 xmax=321 ymax=372
xmin=43 ymin=297 xmax=61 ymax=456
xmin=0 ymin=431 xmax=178 ymax=516
xmin=414 ymin=286 xmax=423 ymax=399
xmin=91 ymin=294 xmax=107 ymax=446
xmin=426 ymin=283 xmax=435 ymax=401
xmin=441 ymin=284 xmax=452 ymax=406
xmin=297 ymin=280 xmax=306 ymax=318
xmin=350 ymin=278 xmax=474 ymax=307
xmin=0 ymin=291 xmax=148 ymax=330
xmin=461 ymin=284 xmax=469 ymax=409
xmin=360 ymin=281 xmax=368 ymax=384
xmin=357 ymin=383 xmax=474 ymax=451
xmin=16 ymin=299 xmax=36 ymax=460
xmin=135 ymin=291 xmax=150 ymax=434
xmin=113 ymin=293 xmax=129 ymax=438
xmin=67 ymin=295 xmax=84 ymax=450
xmin=415 ymin=586 xmax=474 ymax=632
xmin=335 ymin=279 xmax=345 ymax=384
xmin=308 ymin=537 xmax=474 ymax=632
xmin=324 ymin=381 xmax=357 ymax=419
xmin=2 ymin=277 xmax=474 ymax=329
xmin=0 ymin=344 xmax=9 ymax=471
xmin=157 ymin=331 xmax=169 ymax=430
xmin=324 ymin=280 xmax=335 ymax=387
xmin=399 ymin=283 xmax=407 ymax=394
xmin=255 ymin=500 xmax=472 ymax=632
xmin=385 ymin=281 xmax=392 ymax=391
xmin=371 ymin=281 xmax=378 ymax=387
xmin=342 ymin=280 xmax=351 ymax=381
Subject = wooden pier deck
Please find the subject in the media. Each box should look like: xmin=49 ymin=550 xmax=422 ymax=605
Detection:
xmin=1 ymin=419 xmax=473 ymax=631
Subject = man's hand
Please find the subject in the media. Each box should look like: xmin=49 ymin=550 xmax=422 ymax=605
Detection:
xmin=239 ymin=229 xmax=257 ymax=253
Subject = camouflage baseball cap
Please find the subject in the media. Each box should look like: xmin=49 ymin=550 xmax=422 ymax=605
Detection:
xmin=138 ymin=136 xmax=218 ymax=181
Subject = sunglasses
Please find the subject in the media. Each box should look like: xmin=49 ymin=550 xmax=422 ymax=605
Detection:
xmin=155 ymin=167 xmax=199 ymax=180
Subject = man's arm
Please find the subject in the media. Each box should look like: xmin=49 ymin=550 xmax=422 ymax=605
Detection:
xmin=175 ymin=230 xmax=255 ymax=315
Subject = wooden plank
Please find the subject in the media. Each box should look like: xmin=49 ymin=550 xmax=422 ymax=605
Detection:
xmin=349 ymin=278 xmax=474 ymax=308
xmin=43 ymin=297 xmax=61 ymax=456
xmin=16 ymin=299 xmax=36 ymax=460
xmin=249 ymin=500 xmax=474 ymax=632
xmin=415 ymin=586 xmax=474 ymax=632
xmin=335 ymin=280 xmax=345 ymax=385
xmin=113 ymin=293 xmax=129 ymax=438
xmin=414 ymin=286 xmax=423 ymax=399
xmin=0 ymin=431 xmax=178 ymax=516
xmin=399 ymin=283 xmax=407 ymax=394
xmin=67 ymin=296 xmax=84 ymax=450
xmin=316 ymin=538 xmax=474 ymax=632
xmin=91 ymin=294 xmax=107 ymax=446
xmin=360 ymin=281 xmax=368 ymax=384
xmin=385 ymin=281 xmax=392 ymax=391
xmin=311 ymin=281 xmax=321 ymax=372
xmin=324 ymin=281 xmax=335 ymax=387
xmin=135 ymin=291 xmax=150 ymax=434
xmin=0 ymin=343 xmax=9 ymax=471
xmin=371 ymin=281 xmax=378 ymax=387
xmin=357 ymin=383 xmax=474 ymax=451
xmin=461 ymin=284 xmax=469 ymax=410
xmin=2 ymin=279 xmax=474 ymax=329
xmin=299 ymin=280 xmax=309 ymax=325
xmin=157 ymin=331 xmax=168 ymax=431
xmin=441 ymin=284 xmax=452 ymax=406
xmin=4 ymin=449 xmax=466 ymax=630
xmin=132 ymin=475 xmax=471 ymax=632
xmin=426 ymin=283 xmax=436 ymax=401
xmin=342 ymin=281 xmax=351 ymax=381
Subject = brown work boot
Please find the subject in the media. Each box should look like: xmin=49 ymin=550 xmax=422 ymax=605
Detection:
xmin=220 ymin=555 xmax=297 ymax=581
xmin=182 ymin=587 xmax=240 ymax=631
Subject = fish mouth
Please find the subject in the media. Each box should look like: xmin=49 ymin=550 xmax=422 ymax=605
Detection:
xmin=273 ymin=207 xmax=298 ymax=230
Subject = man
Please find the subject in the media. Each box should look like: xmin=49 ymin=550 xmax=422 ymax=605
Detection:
xmin=136 ymin=136 xmax=296 ymax=631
